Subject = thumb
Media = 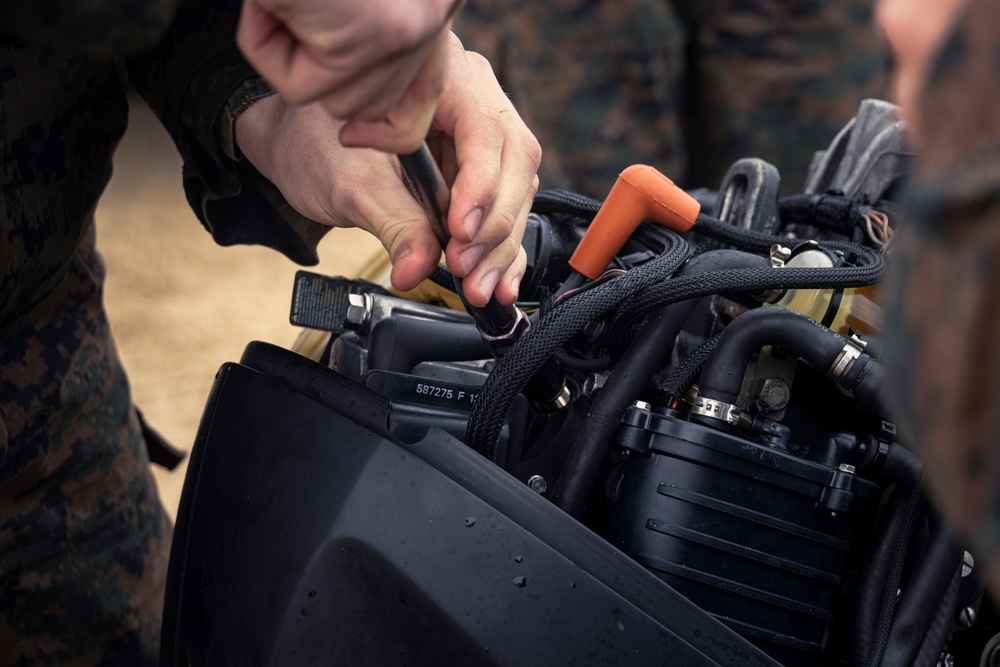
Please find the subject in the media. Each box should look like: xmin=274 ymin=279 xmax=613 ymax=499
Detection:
xmin=361 ymin=185 xmax=445 ymax=292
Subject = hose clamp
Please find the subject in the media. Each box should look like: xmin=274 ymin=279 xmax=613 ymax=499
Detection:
xmin=691 ymin=395 xmax=744 ymax=426
xmin=829 ymin=334 xmax=867 ymax=380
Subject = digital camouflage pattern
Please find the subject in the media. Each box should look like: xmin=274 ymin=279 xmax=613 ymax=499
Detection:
xmin=0 ymin=0 xmax=317 ymax=663
xmin=882 ymin=0 xmax=1000 ymax=595
xmin=454 ymin=0 xmax=886 ymax=197
xmin=0 ymin=225 xmax=170 ymax=665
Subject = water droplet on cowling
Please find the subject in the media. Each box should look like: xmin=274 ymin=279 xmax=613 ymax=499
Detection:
xmin=464 ymin=517 xmax=476 ymax=527
xmin=512 ymin=576 xmax=527 ymax=588
xmin=514 ymin=555 xmax=523 ymax=563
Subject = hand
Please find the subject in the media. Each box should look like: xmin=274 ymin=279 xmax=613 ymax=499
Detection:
xmin=235 ymin=33 xmax=541 ymax=307
xmin=237 ymin=0 xmax=463 ymax=153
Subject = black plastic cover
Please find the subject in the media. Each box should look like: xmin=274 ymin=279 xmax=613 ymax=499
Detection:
xmin=608 ymin=405 xmax=880 ymax=665
xmin=161 ymin=342 xmax=778 ymax=666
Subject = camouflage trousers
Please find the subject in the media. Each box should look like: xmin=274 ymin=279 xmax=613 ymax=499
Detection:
xmin=0 ymin=222 xmax=169 ymax=665
xmin=455 ymin=0 xmax=886 ymax=197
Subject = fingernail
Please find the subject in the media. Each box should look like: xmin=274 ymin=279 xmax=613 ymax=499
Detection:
xmin=509 ymin=274 xmax=522 ymax=298
xmin=479 ymin=269 xmax=501 ymax=298
xmin=463 ymin=208 xmax=484 ymax=239
xmin=459 ymin=245 xmax=485 ymax=274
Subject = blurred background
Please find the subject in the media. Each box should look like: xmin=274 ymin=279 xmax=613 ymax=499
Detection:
xmin=95 ymin=98 xmax=384 ymax=520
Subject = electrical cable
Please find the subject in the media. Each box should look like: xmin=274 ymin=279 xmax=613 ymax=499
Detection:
xmin=660 ymin=332 xmax=723 ymax=399
xmin=464 ymin=229 xmax=691 ymax=460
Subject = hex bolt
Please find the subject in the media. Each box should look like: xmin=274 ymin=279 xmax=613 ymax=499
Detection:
xmin=759 ymin=378 xmax=791 ymax=411
xmin=527 ymin=475 xmax=548 ymax=495
xmin=344 ymin=293 xmax=369 ymax=330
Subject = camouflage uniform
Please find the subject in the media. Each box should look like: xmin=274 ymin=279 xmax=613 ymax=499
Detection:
xmin=0 ymin=1 xmax=325 ymax=663
xmin=454 ymin=0 xmax=885 ymax=196
xmin=882 ymin=0 xmax=1000 ymax=594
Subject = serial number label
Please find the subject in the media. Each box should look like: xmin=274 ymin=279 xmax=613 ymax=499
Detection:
xmin=415 ymin=383 xmax=478 ymax=404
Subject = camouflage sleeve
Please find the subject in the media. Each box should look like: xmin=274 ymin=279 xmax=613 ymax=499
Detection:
xmin=0 ymin=0 xmax=178 ymax=57
xmin=125 ymin=0 xmax=330 ymax=265
xmin=881 ymin=0 xmax=1000 ymax=589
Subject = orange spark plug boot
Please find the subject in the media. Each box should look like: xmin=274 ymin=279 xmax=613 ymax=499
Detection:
xmin=569 ymin=165 xmax=701 ymax=279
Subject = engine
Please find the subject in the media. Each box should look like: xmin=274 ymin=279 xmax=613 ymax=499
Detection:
xmin=163 ymin=99 xmax=999 ymax=666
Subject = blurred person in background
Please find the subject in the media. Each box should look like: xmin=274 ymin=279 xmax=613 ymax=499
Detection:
xmin=455 ymin=0 xmax=885 ymax=196
xmin=0 ymin=0 xmax=538 ymax=662
xmin=876 ymin=0 xmax=1000 ymax=592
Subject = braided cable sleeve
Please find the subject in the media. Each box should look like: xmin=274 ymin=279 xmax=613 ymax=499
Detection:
xmin=606 ymin=243 xmax=884 ymax=352
xmin=429 ymin=264 xmax=457 ymax=291
xmin=531 ymin=189 xmax=602 ymax=220
xmin=553 ymin=347 xmax=612 ymax=372
xmin=465 ymin=231 xmax=691 ymax=460
xmin=778 ymin=192 xmax=869 ymax=235
xmin=660 ymin=333 xmax=723 ymax=399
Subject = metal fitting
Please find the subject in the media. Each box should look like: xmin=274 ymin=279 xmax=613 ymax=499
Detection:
xmin=527 ymin=475 xmax=548 ymax=494
xmin=769 ymin=244 xmax=792 ymax=268
xmin=692 ymin=395 xmax=745 ymax=427
xmin=478 ymin=305 xmax=531 ymax=357
xmin=344 ymin=293 xmax=372 ymax=331
xmin=829 ymin=335 xmax=867 ymax=381
xmin=958 ymin=606 xmax=978 ymax=629
xmin=758 ymin=378 xmax=791 ymax=411
xmin=583 ymin=373 xmax=608 ymax=397
xmin=962 ymin=551 xmax=975 ymax=578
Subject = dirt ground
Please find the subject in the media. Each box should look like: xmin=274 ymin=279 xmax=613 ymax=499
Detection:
xmin=95 ymin=98 xmax=384 ymax=520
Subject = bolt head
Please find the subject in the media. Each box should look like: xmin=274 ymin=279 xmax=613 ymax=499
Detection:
xmin=345 ymin=293 xmax=367 ymax=328
xmin=527 ymin=475 xmax=547 ymax=494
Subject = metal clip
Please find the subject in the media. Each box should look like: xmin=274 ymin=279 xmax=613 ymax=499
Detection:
xmin=829 ymin=334 xmax=867 ymax=380
xmin=692 ymin=395 xmax=744 ymax=426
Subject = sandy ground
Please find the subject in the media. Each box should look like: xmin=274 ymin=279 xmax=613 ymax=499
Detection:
xmin=95 ymin=98 xmax=384 ymax=520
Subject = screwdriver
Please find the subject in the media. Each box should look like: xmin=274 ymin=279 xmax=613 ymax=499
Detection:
xmin=398 ymin=143 xmax=571 ymax=409
xmin=397 ymin=143 xmax=524 ymax=344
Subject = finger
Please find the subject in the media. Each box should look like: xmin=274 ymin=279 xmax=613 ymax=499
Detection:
xmin=424 ymin=43 xmax=506 ymax=243
xmin=237 ymin=0 xmax=300 ymax=97
xmin=449 ymin=192 xmax=532 ymax=307
xmin=494 ymin=246 xmax=528 ymax=306
xmin=338 ymin=32 xmax=450 ymax=153
xmin=350 ymin=166 xmax=445 ymax=291
xmin=239 ymin=0 xmax=433 ymax=115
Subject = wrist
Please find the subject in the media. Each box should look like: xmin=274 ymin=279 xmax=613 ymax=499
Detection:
xmin=234 ymin=93 xmax=286 ymax=172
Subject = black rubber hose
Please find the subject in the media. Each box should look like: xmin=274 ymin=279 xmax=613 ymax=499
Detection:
xmin=464 ymin=230 xmax=691 ymax=460
xmin=852 ymin=483 xmax=920 ymax=666
xmin=853 ymin=447 xmax=926 ymax=665
xmin=880 ymin=444 xmax=923 ymax=486
xmin=866 ymin=476 xmax=928 ymax=667
xmin=912 ymin=565 xmax=963 ymax=667
xmin=880 ymin=515 xmax=964 ymax=667
xmin=549 ymin=250 xmax=769 ymax=517
xmin=696 ymin=307 xmax=883 ymax=411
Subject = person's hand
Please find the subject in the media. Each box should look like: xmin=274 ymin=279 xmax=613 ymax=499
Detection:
xmin=235 ymin=33 xmax=541 ymax=307
xmin=237 ymin=0 xmax=463 ymax=153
